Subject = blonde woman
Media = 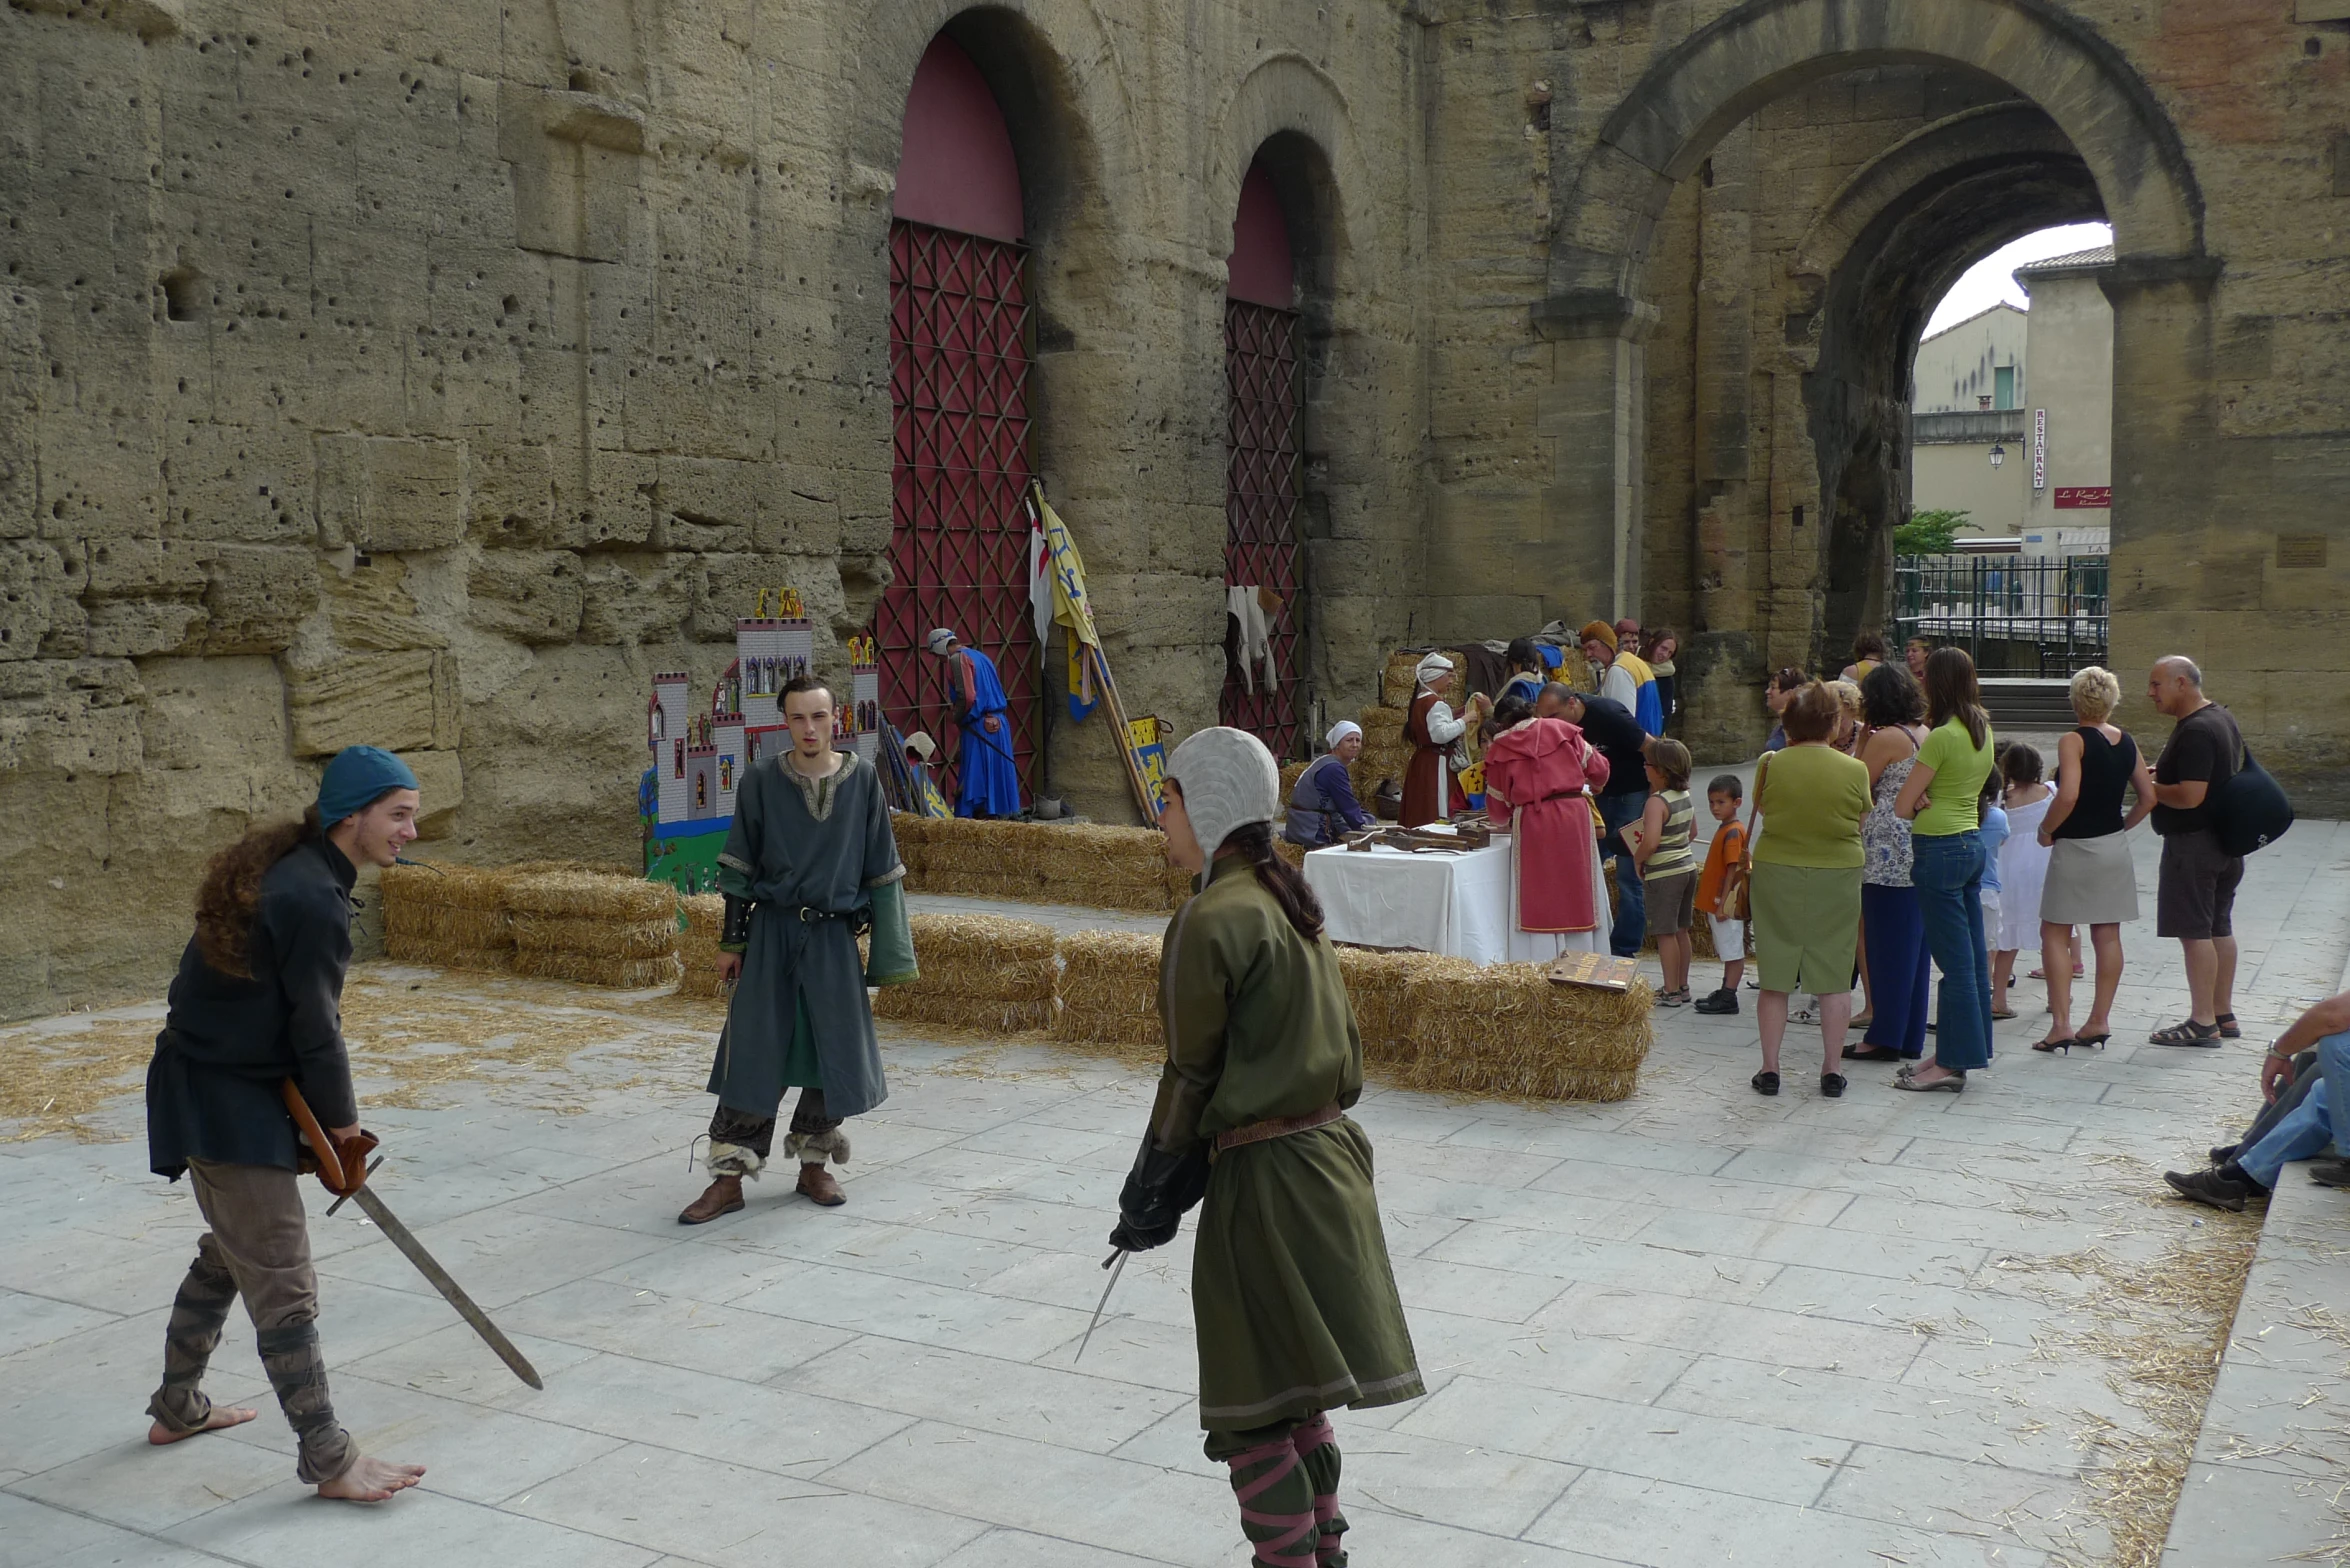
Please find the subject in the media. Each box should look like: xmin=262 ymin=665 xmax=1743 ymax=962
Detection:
xmin=2033 ymin=666 xmax=2154 ymax=1053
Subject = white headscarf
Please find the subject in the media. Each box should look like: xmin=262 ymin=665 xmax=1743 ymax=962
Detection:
xmin=1324 ymin=719 xmax=1362 ymax=751
xmin=925 ymin=628 xmax=958 ymax=655
xmin=1415 ymin=652 xmax=1454 ymax=689
xmin=1165 ymin=726 xmax=1280 ymax=862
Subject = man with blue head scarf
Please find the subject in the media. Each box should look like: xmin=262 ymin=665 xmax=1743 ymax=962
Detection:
xmin=140 ymin=746 xmax=428 ymax=1502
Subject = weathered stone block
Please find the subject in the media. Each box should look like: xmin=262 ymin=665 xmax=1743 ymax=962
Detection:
xmin=468 ymin=549 xmax=584 ymax=645
xmin=195 ymin=544 xmax=320 ymax=655
xmin=285 ymin=649 xmax=441 ymax=756
xmin=316 ymin=435 xmax=469 ymax=553
xmin=137 ymin=656 xmax=290 ymax=778
xmin=653 ymin=456 xmax=768 ymax=552
xmin=323 ymin=552 xmax=449 ymax=654
xmin=0 ymin=655 xmax=144 ymax=774
xmin=579 ymin=553 xmax=687 ymax=644
xmin=470 ymin=443 xmax=558 ymax=545
xmin=0 ymin=539 xmax=70 ymax=660
xmin=580 ymin=449 xmax=655 ymax=548
xmin=163 ymin=422 xmax=314 ymax=543
xmin=0 ymin=289 xmax=37 ymax=540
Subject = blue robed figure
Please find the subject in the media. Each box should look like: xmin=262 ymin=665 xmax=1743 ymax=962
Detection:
xmin=927 ymin=626 xmax=1023 ymax=818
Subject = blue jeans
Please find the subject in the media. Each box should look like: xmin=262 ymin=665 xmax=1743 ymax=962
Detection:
xmin=1598 ymin=791 xmax=1650 ymax=957
xmin=1912 ymin=831 xmax=1992 ymax=1071
xmin=1862 ymin=883 xmax=1932 ymax=1059
xmin=2240 ymin=1032 xmax=2350 ymax=1186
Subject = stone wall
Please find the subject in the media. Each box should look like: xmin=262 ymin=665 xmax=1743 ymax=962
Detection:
xmin=0 ymin=0 xmax=1430 ymax=1017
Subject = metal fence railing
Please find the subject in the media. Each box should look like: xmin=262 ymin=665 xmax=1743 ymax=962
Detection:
xmin=1892 ymin=554 xmax=2109 ymax=676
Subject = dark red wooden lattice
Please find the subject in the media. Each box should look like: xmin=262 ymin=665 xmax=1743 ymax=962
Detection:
xmin=1222 ymin=299 xmax=1308 ymax=759
xmin=883 ymin=218 xmax=1039 ymax=802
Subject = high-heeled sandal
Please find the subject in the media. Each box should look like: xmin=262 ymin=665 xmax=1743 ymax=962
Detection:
xmin=2030 ymin=1035 xmax=2074 ymax=1054
xmin=2072 ymin=1031 xmax=2111 ymax=1050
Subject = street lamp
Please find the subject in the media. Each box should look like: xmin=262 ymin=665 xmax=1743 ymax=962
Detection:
xmin=1988 ymin=443 xmax=2006 ymax=469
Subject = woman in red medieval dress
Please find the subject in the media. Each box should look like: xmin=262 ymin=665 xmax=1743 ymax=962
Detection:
xmin=1482 ymin=693 xmax=1612 ymax=962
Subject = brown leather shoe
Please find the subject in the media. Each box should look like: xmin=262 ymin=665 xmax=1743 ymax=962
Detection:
xmin=677 ymin=1176 xmax=744 ymax=1225
xmin=796 ymin=1164 xmax=845 ymax=1207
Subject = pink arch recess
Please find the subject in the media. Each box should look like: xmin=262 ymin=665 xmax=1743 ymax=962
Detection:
xmin=1226 ymin=161 xmax=1293 ymax=308
xmin=893 ymin=36 xmax=1023 ymax=242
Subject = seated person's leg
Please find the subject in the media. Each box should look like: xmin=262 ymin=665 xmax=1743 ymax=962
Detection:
xmin=2238 ymin=1089 xmax=2333 ymax=1191
xmin=2231 ymin=1048 xmax=2324 ymax=1160
xmin=2323 ymin=1032 xmax=2350 ymax=1155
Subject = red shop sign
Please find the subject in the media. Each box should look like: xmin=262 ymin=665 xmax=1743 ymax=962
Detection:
xmin=2053 ymin=486 xmax=2111 ymax=510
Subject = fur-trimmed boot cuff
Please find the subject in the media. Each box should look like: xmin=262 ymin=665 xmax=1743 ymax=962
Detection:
xmin=785 ymin=1127 xmax=852 ymax=1167
xmin=707 ymin=1141 xmax=766 ymax=1179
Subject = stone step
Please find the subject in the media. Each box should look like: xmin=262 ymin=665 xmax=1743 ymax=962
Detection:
xmin=1978 ymin=678 xmax=2076 ymax=731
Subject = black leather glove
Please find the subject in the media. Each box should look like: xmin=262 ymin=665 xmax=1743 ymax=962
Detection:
xmin=1110 ymin=1130 xmax=1210 ymax=1253
xmin=720 ymin=894 xmax=753 ymax=952
xmin=849 ymin=903 xmax=875 ymax=938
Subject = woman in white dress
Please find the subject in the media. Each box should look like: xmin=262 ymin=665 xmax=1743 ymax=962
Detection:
xmin=1991 ymin=743 xmax=2054 ymax=1018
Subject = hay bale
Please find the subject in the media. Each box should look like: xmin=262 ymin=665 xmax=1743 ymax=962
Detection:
xmin=1353 ymin=704 xmax=1414 ymax=803
xmin=503 ymin=869 xmax=678 ymax=922
xmin=904 ymin=816 xmax=1183 ymax=913
xmin=511 ymin=913 xmax=678 ymax=960
xmin=871 ymin=913 xmax=1058 ymax=1033
xmin=1334 ymin=947 xmax=1424 ymax=1060
xmin=381 ymin=861 xmax=509 ymax=913
xmin=383 ymin=901 xmax=510 ymax=950
xmin=379 ymin=863 xmax=515 ymax=954
xmin=509 ymin=949 xmax=684 ymax=989
xmin=1054 ymin=930 xmax=1163 ymax=1048
xmin=1386 ymin=955 xmax=1651 ymax=1102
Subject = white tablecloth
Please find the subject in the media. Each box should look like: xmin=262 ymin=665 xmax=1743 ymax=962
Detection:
xmin=1304 ymin=836 xmax=1613 ymax=964
xmin=1304 ymin=841 xmax=1516 ymax=962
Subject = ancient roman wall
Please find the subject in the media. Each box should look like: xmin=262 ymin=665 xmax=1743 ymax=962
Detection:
xmin=0 ymin=0 xmax=1429 ymax=1017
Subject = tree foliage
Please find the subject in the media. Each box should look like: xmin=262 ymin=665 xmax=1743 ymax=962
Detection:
xmin=1893 ymin=508 xmax=1969 ymax=555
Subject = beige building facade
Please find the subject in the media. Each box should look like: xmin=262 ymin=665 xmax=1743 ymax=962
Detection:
xmin=4 ymin=0 xmax=2348 ymax=1013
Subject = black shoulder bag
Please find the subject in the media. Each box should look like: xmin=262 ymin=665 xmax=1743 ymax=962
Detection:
xmin=2211 ymin=720 xmax=2293 ymax=857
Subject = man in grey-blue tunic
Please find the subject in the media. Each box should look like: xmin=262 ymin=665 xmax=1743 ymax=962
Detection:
xmin=680 ymin=677 xmax=917 ymax=1223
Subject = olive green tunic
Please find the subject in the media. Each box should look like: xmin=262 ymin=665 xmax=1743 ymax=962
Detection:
xmin=1149 ymin=856 xmax=1424 ymax=1430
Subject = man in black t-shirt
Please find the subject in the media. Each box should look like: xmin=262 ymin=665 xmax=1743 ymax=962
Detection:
xmin=2146 ymin=656 xmax=2244 ymax=1047
xmin=1555 ymin=686 xmax=1651 ymax=957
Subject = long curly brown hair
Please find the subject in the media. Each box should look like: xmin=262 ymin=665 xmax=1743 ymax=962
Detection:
xmin=193 ymin=807 xmax=320 ymax=979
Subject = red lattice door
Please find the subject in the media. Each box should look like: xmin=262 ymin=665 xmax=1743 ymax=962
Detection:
xmin=883 ymin=218 xmax=1040 ymax=802
xmin=1222 ymin=299 xmax=1308 ymax=758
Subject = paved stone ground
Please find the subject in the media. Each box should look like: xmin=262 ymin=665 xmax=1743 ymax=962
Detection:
xmin=4 ymin=821 xmax=2349 ymax=1568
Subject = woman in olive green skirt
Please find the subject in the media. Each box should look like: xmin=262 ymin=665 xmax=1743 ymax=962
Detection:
xmin=1110 ymin=727 xmax=1423 ymax=1568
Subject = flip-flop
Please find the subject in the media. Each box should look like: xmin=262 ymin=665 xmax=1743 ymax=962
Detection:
xmin=1991 ymin=1008 xmax=2018 ymax=1021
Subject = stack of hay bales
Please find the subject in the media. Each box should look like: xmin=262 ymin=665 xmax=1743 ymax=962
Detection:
xmin=676 ymin=893 xmax=729 ymax=998
xmin=908 ymin=817 xmax=1185 ymax=913
xmin=872 ymin=913 xmax=1057 ymax=1033
xmin=1333 ymin=947 xmax=1426 ymax=1061
xmin=1388 ymin=957 xmax=1651 ymax=1101
xmin=505 ymin=869 xmax=682 ymax=989
xmin=1353 ymin=705 xmax=1412 ymax=806
xmin=379 ymin=863 xmax=513 ymax=974
xmin=888 ymin=811 xmax=933 ymax=881
xmin=1054 ymin=930 xmax=1162 ymax=1049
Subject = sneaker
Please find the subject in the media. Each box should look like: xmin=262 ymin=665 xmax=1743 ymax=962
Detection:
xmin=1693 ymin=989 xmax=1740 ymax=1015
xmin=2164 ymin=1167 xmax=2255 ymax=1212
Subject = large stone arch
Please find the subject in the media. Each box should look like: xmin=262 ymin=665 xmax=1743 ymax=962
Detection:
xmin=1553 ymin=0 xmax=2204 ymax=301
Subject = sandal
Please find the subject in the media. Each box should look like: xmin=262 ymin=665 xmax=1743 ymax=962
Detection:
xmin=2216 ymin=1013 xmax=2242 ymax=1040
xmin=1991 ymin=1007 xmax=2018 ymax=1021
xmin=2149 ymin=1019 xmax=2224 ymax=1048
xmin=1751 ymin=1070 xmax=1780 ymax=1097
xmin=2073 ymin=1032 xmax=2110 ymax=1050
xmin=1893 ymin=1069 xmax=1966 ymax=1093
xmin=2030 ymin=1036 xmax=2074 ymax=1054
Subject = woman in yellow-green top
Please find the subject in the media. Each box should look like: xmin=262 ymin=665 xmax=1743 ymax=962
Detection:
xmin=1891 ymin=647 xmax=2000 ymax=1089
xmin=1745 ymin=682 xmax=1873 ymax=1098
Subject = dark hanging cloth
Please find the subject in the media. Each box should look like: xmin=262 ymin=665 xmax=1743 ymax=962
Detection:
xmin=1451 ymin=644 xmax=1511 ymax=705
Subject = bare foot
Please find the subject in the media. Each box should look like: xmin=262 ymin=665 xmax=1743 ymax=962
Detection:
xmin=148 ymin=1406 xmax=258 ymax=1445
xmin=317 ymin=1455 xmax=427 ymax=1502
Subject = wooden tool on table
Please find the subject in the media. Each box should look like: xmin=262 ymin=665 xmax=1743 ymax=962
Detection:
xmin=279 ymin=1081 xmax=543 ymax=1390
xmin=1344 ymin=824 xmax=1492 ymax=854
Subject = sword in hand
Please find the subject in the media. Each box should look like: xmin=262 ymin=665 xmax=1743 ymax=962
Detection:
xmin=1073 ymin=1249 xmax=1128 ymax=1364
xmin=280 ymin=1081 xmax=544 ymax=1390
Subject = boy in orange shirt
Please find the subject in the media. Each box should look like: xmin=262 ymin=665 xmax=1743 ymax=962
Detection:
xmin=1692 ymin=774 xmax=1749 ymax=1015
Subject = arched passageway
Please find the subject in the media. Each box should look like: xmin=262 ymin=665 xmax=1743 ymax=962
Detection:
xmin=1535 ymin=0 xmax=2209 ymax=752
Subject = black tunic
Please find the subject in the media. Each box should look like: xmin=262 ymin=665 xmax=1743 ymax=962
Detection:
xmin=146 ymin=835 xmax=362 ymax=1179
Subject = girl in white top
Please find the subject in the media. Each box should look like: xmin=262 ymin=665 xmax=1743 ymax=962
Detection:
xmin=1991 ymin=743 xmax=2054 ymax=1019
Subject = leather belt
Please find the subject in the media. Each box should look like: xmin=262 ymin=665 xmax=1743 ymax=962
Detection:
xmin=1214 ymin=1102 xmax=1343 ymax=1154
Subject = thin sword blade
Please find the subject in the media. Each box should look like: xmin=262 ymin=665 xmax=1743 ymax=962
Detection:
xmin=1073 ymin=1249 xmax=1127 ymax=1364
xmin=349 ymin=1184 xmax=544 ymax=1390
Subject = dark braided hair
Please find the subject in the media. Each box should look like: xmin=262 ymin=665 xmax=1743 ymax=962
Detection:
xmin=1223 ymin=821 xmax=1326 ymax=940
